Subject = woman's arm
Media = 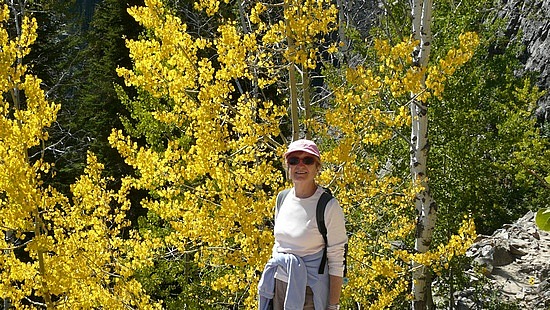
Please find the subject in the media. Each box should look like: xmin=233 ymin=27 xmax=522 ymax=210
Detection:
xmin=328 ymin=275 xmax=343 ymax=308
xmin=325 ymin=199 xmax=347 ymax=309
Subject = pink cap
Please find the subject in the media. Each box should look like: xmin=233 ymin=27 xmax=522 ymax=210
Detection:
xmin=283 ymin=139 xmax=321 ymax=159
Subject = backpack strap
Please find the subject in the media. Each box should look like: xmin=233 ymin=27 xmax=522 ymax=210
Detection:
xmin=316 ymin=189 xmax=333 ymax=274
xmin=275 ymin=189 xmax=291 ymax=217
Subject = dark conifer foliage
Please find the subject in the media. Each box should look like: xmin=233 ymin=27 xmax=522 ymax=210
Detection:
xmin=21 ymin=1 xmax=90 ymax=192
xmin=76 ymin=0 xmax=102 ymax=27
xmin=66 ymin=0 xmax=149 ymax=225
xmin=25 ymin=0 xmax=143 ymax=196
xmin=73 ymin=0 xmax=144 ymax=181
xmin=19 ymin=0 xmax=147 ymax=220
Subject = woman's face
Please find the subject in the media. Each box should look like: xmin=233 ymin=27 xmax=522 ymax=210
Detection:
xmin=286 ymin=151 xmax=320 ymax=185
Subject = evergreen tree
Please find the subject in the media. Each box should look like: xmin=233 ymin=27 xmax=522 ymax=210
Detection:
xmin=74 ymin=0 xmax=144 ymax=181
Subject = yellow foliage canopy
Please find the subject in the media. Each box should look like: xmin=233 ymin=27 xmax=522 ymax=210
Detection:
xmin=0 ymin=0 xmax=481 ymax=308
xmin=115 ymin=0 xmax=479 ymax=308
xmin=0 ymin=5 xmax=160 ymax=309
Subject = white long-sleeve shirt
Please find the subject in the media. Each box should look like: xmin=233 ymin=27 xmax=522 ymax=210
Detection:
xmin=274 ymin=186 xmax=348 ymax=280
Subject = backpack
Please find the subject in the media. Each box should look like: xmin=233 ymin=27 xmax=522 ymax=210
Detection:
xmin=275 ymin=188 xmax=347 ymax=276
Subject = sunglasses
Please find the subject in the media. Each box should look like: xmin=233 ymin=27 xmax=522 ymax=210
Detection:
xmin=287 ymin=156 xmax=316 ymax=166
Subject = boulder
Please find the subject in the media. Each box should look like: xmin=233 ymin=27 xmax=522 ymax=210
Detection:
xmin=460 ymin=211 xmax=550 ymax=309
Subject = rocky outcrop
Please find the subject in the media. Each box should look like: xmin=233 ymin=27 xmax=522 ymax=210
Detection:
xmin=457 ymin=212 xmax=550 ymax=309
xmin=494 ymin=0 xmax=550 ymax=123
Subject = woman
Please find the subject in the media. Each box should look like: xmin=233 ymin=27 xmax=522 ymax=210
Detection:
xmin=259 ymin=139 xmax=348 ymax=310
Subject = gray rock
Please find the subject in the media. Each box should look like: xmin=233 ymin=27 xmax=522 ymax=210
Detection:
xmin=455 ymin=211 xmax=550 ymax=309
xmin=492 ymin=245 xmax=515 ymax=266
xmin=494 ymin=0 xmax=550 ymax=123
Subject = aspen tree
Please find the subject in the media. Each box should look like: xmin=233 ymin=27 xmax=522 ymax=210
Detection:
xmin=0 ymin=4 xmax=159 ymax=308
xmin=409 ymin=0 xmax=436 ymax=308
xmin=317 ymin=31 xmax=478 ymax=308
xmin=0 ymin=0 xmax=486 ymax=308
xmin=408 ymin=0 xmax=480 ymax=308
xmin=115 ymin=0 xmax=480 ymax=308
xmin=113 ymin=0 xmax=340 ymax=306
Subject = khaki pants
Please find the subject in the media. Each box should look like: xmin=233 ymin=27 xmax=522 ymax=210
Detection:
xmin=273 ymin=278 xmax=314 ymax=310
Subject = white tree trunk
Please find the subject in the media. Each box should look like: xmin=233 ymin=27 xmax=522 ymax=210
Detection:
xmin=303 ymin=67 xmax=312 ymax=140
xmin=284 ymin=0 xmax=300 ymax=140
xmin=289 ymin=61 xmax=300 ymax=140
xmin=410 ymin=0 xmax=437 ymax=309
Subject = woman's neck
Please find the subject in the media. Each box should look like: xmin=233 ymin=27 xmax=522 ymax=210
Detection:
xmin=294 ymin=182 xmax=318 ymax=198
